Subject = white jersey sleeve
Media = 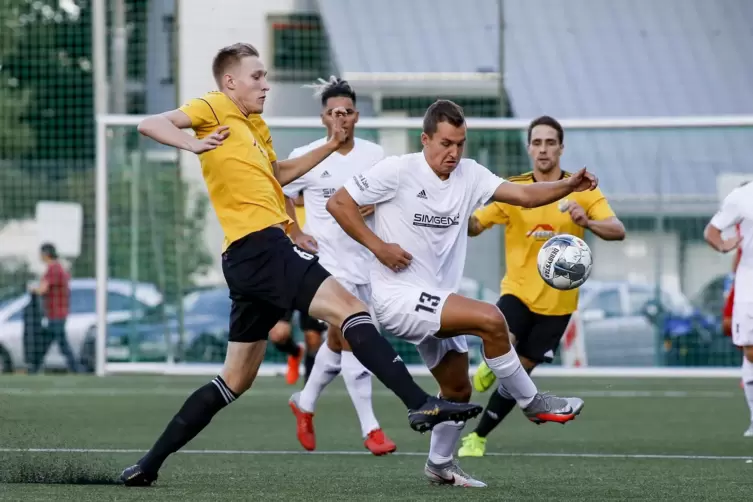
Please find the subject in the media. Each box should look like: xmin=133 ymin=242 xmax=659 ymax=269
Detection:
xmin=343 ymin=156 xmax=401 ymax=206
xmin=470 ymin=160 xmax=505 ymax=207
xmin=710 ymin=189 xmax=743 ymax=231
xmin=281 ymin=147 xmax=310 ymax=197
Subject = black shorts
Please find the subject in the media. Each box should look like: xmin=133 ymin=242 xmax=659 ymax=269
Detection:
xmin=497 ymin=295 xmax=571 ymax=364
xmin=279 ymin=309 xmax=327 ymax=333
xmin=222 ymin=227 xmax=331 ymax=343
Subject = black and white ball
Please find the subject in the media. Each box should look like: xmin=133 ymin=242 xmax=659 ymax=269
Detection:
xmin=536 ymin=234 xmax=593 ymax=290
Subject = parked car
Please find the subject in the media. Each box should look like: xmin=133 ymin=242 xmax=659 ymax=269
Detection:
xmin=577 ymin=280 xmax=737 ymax=367
xmin=88 ymin=286 xmax=232 ymax=368
xmin=0 ymin=278 xmax=162 ymax=372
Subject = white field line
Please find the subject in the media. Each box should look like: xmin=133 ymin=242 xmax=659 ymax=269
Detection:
xmin=0 ymin=448 xmax=750 ymax=462
xmin=0 ymin=388 xmax=739 ymax=398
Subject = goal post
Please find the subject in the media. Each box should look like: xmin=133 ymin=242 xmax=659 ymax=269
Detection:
xmin=94 ymin=113 xmax=753 ymax=378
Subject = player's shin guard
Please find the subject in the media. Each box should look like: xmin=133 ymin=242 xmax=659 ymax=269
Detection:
xmin=139 ymin=375 xmax=237 ymax=474
xmin=743 ymin=357 xmax=753 ymax=423
xmin=299 ymin=343 xmax=341 ymax=412
xmin=474 ymin=386 xmax=517 ymax=438
xmin=341 ymin=312 xmax=429 ymax=410
xmin=341 ymin=351 xmax=380 ymax=437
xmin=428 ymin=421 xmax=465 ymax=465
xmin=483 ymin=347 xmax=537 ymax=408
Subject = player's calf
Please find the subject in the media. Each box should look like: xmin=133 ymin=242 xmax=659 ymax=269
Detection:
xmin=120 ymin=341 xmax=266 ymax=486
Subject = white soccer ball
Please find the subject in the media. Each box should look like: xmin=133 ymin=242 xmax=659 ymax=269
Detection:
xmin=536 ymin=234 xmax=593 ymax=290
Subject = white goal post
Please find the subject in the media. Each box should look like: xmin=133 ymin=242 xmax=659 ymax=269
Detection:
xmin=94 ymin=114 xmax=753 ymax=378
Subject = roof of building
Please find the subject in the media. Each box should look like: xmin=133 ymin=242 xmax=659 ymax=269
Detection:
xmin=317 ymin=0 xmax=753 ymax=205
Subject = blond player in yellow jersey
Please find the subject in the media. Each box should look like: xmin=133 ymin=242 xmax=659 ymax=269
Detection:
xmin=458 ymin=116 xmax=626 ymax=458
xmin=121 ymin=43 xmax=482 ymax=487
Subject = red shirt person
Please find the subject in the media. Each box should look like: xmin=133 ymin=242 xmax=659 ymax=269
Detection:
xmin=29 ymin=243 xmax=79 ymax=373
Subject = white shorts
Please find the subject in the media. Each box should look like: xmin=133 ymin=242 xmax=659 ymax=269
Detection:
xmin=372 ymin=283 xmax=468 ymax=370
xmin=732 ymin=302 xmax=753 ymax=347
xmin=335 ymin=276 xmax=371 ymax=304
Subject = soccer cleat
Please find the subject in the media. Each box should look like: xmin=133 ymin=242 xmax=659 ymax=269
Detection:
xmin=364 ymin=428 xmax=397 ymax=456
xmin=743 ymin=423 xmax=753 ymax=437
xmin=472 ymin=360 xmax=497 ymax=393
xmin=408 ymin=396 xmax=483 ymax=433
xmin=424 ymin=459 xmax=487 ymax=487
xmin=522 ymin=393 xmax=585 ymax=424
xmin=285 ymin=344 xmax=303 ymax=385
xmin=457 ymin=432 xmax=487 ymax=458
xmin=119 ymin=464 xmax=158 ymax=487
xmin=289 ymin=392 xmax=316 ymax=451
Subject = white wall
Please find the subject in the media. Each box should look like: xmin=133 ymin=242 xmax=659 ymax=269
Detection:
xmin=178 ymin=0 xmax=320 ymax=282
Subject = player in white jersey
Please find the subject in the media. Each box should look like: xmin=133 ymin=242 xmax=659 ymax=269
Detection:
xmin=704 ymin=180 xmax=753 ymax=436
xmin=284 ymin=77 xmax=397 ymax=455
xmin=328 ymin=100 xmax=588 ymax=487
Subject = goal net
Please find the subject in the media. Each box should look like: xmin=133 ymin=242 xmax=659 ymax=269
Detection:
xmin=87 ymin=114 xmax=753 ymax=378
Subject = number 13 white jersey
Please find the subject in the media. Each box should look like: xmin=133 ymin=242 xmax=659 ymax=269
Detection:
xmin=343 ymin=152 xmax=504 ymax=294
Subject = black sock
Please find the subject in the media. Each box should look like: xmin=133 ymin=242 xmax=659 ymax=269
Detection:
xmin=475 ymin=388 xmax=517 ymax=438
xmin=304 ymin=353 xmax=316 ymax=383
xmin=273 ymin=338 xmax=301 ymax=358
xmin=341 ymin=312 xmax=428 ymax=410
xmin=139 ymin=376 xmax=237 ymax=473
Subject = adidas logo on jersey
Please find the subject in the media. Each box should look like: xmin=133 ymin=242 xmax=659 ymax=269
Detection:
xmin=321 ymin=170 xmax=331 ymax=178
xmin=417 ymin=189 xmax=428 ymax=199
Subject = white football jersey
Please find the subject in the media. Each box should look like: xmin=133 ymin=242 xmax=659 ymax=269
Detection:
xmin=343 ymin=152 xmax=504 ymax=293
xmin=710 ymin=182 xmax=753 ymax=303
xmin=283 ymin=138 xmax=384 ymax=284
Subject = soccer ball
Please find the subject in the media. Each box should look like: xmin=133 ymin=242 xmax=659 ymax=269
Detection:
xmin=536 ymin=234 xmax=593 ymax=290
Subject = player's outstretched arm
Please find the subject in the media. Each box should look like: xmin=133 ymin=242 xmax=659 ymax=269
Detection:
xmin=137 ymin=110 xmax=228 ymax=154
xmin=327 ymin=188 xmax=412 ymax=271
xmin=275 ymin=107 xmax=349 ymax=186
xmin=276 ymin=140 xmax=341 ymax=186
xmin=493 ymin=167 xmax=597 ymax=208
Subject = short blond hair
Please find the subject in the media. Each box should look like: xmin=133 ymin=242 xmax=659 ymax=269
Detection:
xmin=212 ymin=43 xmax=260 ymax=86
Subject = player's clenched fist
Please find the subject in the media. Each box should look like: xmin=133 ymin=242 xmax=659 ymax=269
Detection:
xmin=566 ymin=166 xmax=598 ymax=192
xmin=191 ymin=126 xmax=230 ymax=154
xmin=375 ymin=242 xmax=412 ymax=272
xmin=330 ymin=106 xmax=349 ymax=145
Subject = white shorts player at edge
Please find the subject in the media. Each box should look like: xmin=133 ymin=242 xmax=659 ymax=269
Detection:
xmin=709 ymin=182 xmax=753 ymax=347
xmin=344 ymin=152 xmax=503 ymax=368
xmin=708 ymin=181 xmax=753 ymax=436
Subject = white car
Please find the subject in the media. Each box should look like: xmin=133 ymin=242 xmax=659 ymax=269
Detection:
xmin=0 ymin=278 xmax=163 ymax=372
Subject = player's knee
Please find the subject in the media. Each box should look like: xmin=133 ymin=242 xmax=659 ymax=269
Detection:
xmin=476 ymin=305 xmax=510 ymax=342
xmin=439 ymin=380 xmax=472 ymax=403
xmin=268 ymin=322 xmax=291 ymax=344
xmin=332 ymin=295 xmax=369 ymax=328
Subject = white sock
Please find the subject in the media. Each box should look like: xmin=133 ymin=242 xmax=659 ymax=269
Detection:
xmin=484 ymin=347 xmax=537 ymax=408
xmin=341 ymin=351 xmax=380 ymax=437
xmin=742 ymin=358 xmax=753 ymax=423
xmin=299 ymin=343 xmax=341 ymax=412
xmin=428 ymin=420 xmax=465 ymax=465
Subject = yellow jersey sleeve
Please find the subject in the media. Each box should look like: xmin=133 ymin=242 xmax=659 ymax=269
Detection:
xmin=249 ymin=115 xmax=277 ymax=163
xmin=178 ymin=98 xmax=219 ymax=130
xmin=582 ymin=188 xmax=616 ymax=221
xmin=473 ymin=202 xmax=509 ymax=229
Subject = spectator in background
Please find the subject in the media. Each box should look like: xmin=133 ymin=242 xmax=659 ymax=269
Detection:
xmin=28 ymin=243 xmax=80 ymax=373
